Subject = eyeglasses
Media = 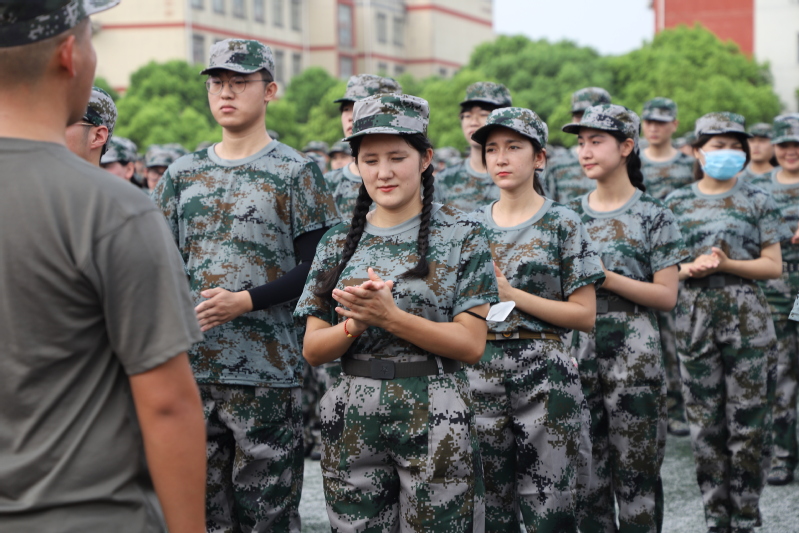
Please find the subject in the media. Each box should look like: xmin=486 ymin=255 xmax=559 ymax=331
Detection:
xmin=73 ymin=121 xmax=96 ymax=127
xmin=205 ymin=76 xmax=268 ymax=95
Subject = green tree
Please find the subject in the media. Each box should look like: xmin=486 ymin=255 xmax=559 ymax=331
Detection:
xmin=295 ymin=80 xmax=349 ymax=148
xmin=93 ymin=77 xmax=120 ymax=101
xmin=115 ymin=95 xmax=220 ymax=151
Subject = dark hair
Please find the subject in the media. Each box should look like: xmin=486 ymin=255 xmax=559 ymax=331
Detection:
xmin=459 ymin=102 xmax=501 ymax=116
xmin=480 ymin=131 xmax=546 ymax=196
xmin=609 ymin=131 xmax=646 ymax=192
xmin=690 ymin=133 xmax=752 ymax=181
xmin=313 ymin=133 xmax=435 ymax=298
xmin=339 ymin=101 xmax=354 ymax=113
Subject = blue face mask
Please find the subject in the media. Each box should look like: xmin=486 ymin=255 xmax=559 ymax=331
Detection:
xmin=700 ymin=149 xmax=746 ymax=180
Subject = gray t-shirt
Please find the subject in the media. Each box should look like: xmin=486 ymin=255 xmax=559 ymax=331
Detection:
xmin=0 ymin=139 xmax=202 ymax=532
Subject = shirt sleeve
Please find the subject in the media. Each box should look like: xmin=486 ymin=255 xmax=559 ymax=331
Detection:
xmin=559 ymin=212 xmax=605 ymax=297
xmin=452 ymin=222 xmax=500 ymax=316
xmin=649 ymin=202 xmax=691 ymax=273
xmin=291 ymin=161 xmax=341 ymax=240
xmin=151 ymin=167 xmax=180 ymax=248
xmin=89 ymin=209 xmax=203 ymax=375
xmin=293 ymin=227 xmax=344 ymax=325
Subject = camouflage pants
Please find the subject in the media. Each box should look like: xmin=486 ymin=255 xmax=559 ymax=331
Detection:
xmin=319 ymin=366 xmax=484 ymax=532
xmin=770 ymin=315 xmax=798 ymax=472
xmin=657 ymin=308 xmax=686 ymax=424
xmin=573 ymin=311 xmax=667 ymax=533
xmin=675 ymin=283 xmax=776 ymax=530
xmin=201 ymin=384 xmax=304 ymax=533
xmin=302 ymin=361 xmax=344 ymax=455
xmin=466 ymin=338 xmax=585 ymax=533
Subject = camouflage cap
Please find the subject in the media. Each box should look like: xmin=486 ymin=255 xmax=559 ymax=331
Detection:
xmin=83 ymin=86 xmax=116 ymax=136
xmin=200 ymin=38 xmax=275 ymax=79
xmin=694 ymin=112 xmax=752 ymax=138
xmin=563 ymin=104 xmax=640 ymax=150
xmin=328 ymin=140 xmax=352 ymax=156
xmin=472 ymin=107 xmax=548 ymax=148
xmin=748 ymin=122 xmax=773 ymax=138
xmin=333 ymin=74 xmax=402 ymax=104
xmin=571 ymin=87 xmax=612 ymax=113
xmin=642 ymin=97 xmax=677 ymax=122
xmin=772 ymin=113 xmax=799 ymax=144
xmin=344 ymin=94 xmax=429 ymax=141
xmin=0 ymin=0 xmax=120 ymax=48
xmin=145 ymin=143 xmax=188 ymax=168
xmin=433 ymin=146 xmax=461 ymax=165
xmin=100 ymin=136 xmax=138 ymax=165
xmin=460 ymin=82 xmax=512 ymax=108
xmin=303 ymin=140 xmax=329 ymax=153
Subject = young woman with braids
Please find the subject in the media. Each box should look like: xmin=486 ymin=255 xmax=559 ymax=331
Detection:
xmin=562 ymin=104 xmax=689 ymax=533
xmin=466 ymin=108 xmax=603 ymax=533
xmin=294 ymin=94 xmax=499 ymax=531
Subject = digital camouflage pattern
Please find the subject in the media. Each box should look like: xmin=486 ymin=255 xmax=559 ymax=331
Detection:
xmin=640 ymin=151 xmax=695 ymax=200
xmin=305 ymin=151 xmax=326 ymax=174
xmin=323 ymin=163 xmax=361 ymax=220
xmin=570 ymin=87 xmax=611 ymax=113
xmin=100 ymin=136 xmax=138 ymax=164
xmin=84 ymin=86 xmax=116 ymax=136
xmin=345 ymin=94 xmax=429 ymax=141
xmin=642 ymin=97 xmax=677 ymax=122
xmin=200 ymin=38 xmax=275 ymax=79
xmin=433 ymin=146 xmax=462 ymax=168
xmin=0 ymin=0 xmax=120 ymax=47
xmin=749 ymin=122 xmax=773 ymax=139
xmin=153 ymin=140 xmax=339 ymax=387
xmin=466 ymin=338 xmax=585 ymax=532
xmin=333 ymin=74 xmax=402 ymax=104
xmin=435 ymin=160 xmax=499 ymax=213
xmin=328 ymin=140 xmax=352 ymax=156
xmin=460 ymin=82 xmax=513 ymax=108
xmin=202 ymin=384 xmax=303 ymax=532
xmin=772 ymin=113 xmax=799 ymax=144
xmin=471 ymin=107 xmax=549 ymax=147
xmin=740 ymin=165 xmax=773 ymax=184
xmin=303 ymin=140 xmax=329 ymax=154
xmin=563 ymin=104 xmax=640 ymax=151
xmin=545 ymin=150 xmax=595 ymax=204
xmin=694 ymin=111 xmax=752 ymax=138
xmin=145 ymin=143 xmax=187 ymax=168
xmin=474 ymin=198 xmax=604 ymax=336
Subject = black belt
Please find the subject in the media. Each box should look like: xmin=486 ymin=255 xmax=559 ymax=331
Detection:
xmin=596 ymin=298 xmax=648 ymax=315
xmin=685 ymin=273 xmax=747 ymax=289
xmin=341 ymin=355 xmax=461 ymax=380
xmin=784 ymin=262 xmax=799 ymax=273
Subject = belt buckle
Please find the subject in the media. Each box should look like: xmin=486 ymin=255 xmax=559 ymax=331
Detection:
xmin=501 ymin=332 xmax=517 ymax=339
xmin=596 ymin=300 xmax=608 ymax=314
xmin=370 ymin=359 xmax=395 ymax=380
xmin=709 ymin=276 xmax=725 ymax=288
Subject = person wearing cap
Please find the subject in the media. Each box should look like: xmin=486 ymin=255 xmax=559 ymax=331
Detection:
xmin=741 ymin=122 xmax=776 ymax=183
xmin=101 ymin=136 xmax=140 ymax=184
xmin=303 ymin=140 xmax=330 ymax=174
xmin=665 ymin=112 xmax=791 ymax=533
xmin=467 ymin=107 xmax=603 ymax=531
xmin=327 ymin=140 xmax=353 ymax=171
xmin=432 ymin=146 xmax=462 ymax=173
xmin=325 ymin=74 xmax=402 ymax=219
xmin=0 ymin=2 xmax=206 ymax=532
xmin=152 ymin=38 xmax=339 ymax=531
xmin=144 ymin=143 xmax=187 ymax=190
xmin=295 ymin=93 xmax=498 ymax=530
xmin=678 ymin=131 xmax=697 ymax=158
xmin=750 ymin=113 xmax=799 ymax=487
xmin=65 ymin=85 xmax=116 ymax=165
xmin=545 ymin=87 xmax=611 ymax=204
xmin=563 ymin=104 xmax=688 ymax=533
xmin=435 ymin=81 xmax=513 ymax=213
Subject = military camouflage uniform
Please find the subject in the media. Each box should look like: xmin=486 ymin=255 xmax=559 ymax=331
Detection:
xmin=101 ymin=136 xmax=138 ymax=165
xmin=84 ymin=86 xmax=117 ymax=138
xmin=436 ymin=82 xmax=512 ymax=212
xmin=145 ymin=143 xmax=188 ymax=168
xmin=740 ymin=123 xmax=775 ymax=183
xmin=434 ymin=146 xmax=463 ymax=170
xmin=564 ymin=105 xmax=688 ymax=533
xmin=665 ymin=113 xmax=792 ymax=529
xmin=154 ymin=39 xmax=339 ymax=533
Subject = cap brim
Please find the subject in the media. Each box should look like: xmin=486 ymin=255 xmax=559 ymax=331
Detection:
xmin=642 ymin=115 xmax=675 ymax=122
xmin=199 ymin=65 xmax=266 ymax=76
xmin=333 ymin=97 xmax=356 ymax=104
xmin=471 ymin=123 xmax=541 ymax=147
xmin=699 ymin=129 xmax=753 ymax=138
xmin=561 ymin=122 xmax=583 ymax=134
xmin=343 ymin=127 xmax=420 ymax=142
xmin=460 ymin=98 xmax=505 ymax=108
xmin=773 ymin=136 xmax=799 ymax=145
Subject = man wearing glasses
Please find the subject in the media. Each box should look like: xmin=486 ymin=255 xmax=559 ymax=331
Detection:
xmin=153 ymin=39 xmax=338 ymax=532
xmin=65 ymin=85 xmax=116 ymax=166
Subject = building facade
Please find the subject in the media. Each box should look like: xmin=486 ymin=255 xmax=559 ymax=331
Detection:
xmin=91 ymin=0 xmax=494 ymax=92
xmin=652 ymin=0 xmax=799 ymax=112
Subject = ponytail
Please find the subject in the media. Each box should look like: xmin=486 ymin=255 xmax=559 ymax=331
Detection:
xmin=611 ymin=131 xmax=646 ymax=192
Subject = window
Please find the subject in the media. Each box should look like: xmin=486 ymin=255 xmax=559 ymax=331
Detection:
xmin=292 ymin=52 xmax=302 ymax=78
xmin=274 ymin=50 xmax=285 ymax=84
xmin=213 ymin=0 xmax=224 ymax=13
xmin=340 ymin=56 xmax=354 ymax=79
xmin=394 ymin=64 xmax=404 ymax=76
xmin=191 ymin=0 xmax=204 ymax=9
xmin=192 ymin=34 xmax=205 ymax=65
xmin=290 ymin=0 xmax=302 ymax=31
xmin=232 ymin=0 xmax=245 ymax=18
xmin=338 ymin=4 xmax=353 ymax=48
xmin=273 ymin=0 xmax=283 ymax=27
xmin=378 ymin=62 xmax=388 ymax=74
xmin=376 ymin=12 xmax=387 ymax=44
xmin=392 ymin=16 xmax=404 ymax=47
xmin=253 ymin=0 xmax=265 ymax=22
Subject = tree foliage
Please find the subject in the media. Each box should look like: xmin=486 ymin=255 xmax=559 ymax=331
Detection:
xmin=93 ymin=77 xmax=120 ymax=101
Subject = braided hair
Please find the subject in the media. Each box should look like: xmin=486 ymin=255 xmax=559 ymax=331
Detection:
xmin=610 ymin=131 xmax=646 ymax=192
xmin=313 ymin=133 xmax=435 ymax=298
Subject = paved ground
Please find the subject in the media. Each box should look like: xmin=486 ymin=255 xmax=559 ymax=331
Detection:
xmin=299 ymin=429 xmax=799 ymax=532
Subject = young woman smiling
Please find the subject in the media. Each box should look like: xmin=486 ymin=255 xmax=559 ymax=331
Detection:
xmin=563 ymin=104 xmax=688 ymax=533
xmin=294 ymin=94 xmax=499 ymax=532
xmin=665 ymin=112 xmax=792 ymax=533
xmin=467 ymin=108 xmax=603 ymax=532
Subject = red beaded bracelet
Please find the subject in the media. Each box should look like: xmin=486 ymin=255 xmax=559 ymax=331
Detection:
xmin=344 ymin=318 xmax=361 ymax=338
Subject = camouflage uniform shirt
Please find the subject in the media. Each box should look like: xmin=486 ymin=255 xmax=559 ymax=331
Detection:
xmin=154 ymin=141 xmax=339 ymax=387
xmin=436 ymin=160 xmax=499 ymax=213
xmin=323 ymin=163 xmax=361 ymax=221
xmin=740 ymin=165 xmax=774 ymax=184
xmin=640 ymin=151 xmax=695 ymax=200
xmin=665 ymin=179 xmax=791 ymax=262
xmin=295 ymin=204 xmax=499 ymax=360
xmin=474 ymin=199 xmax=604 ymax=336
xmin=546 ymin=148 xmax=595 ymax=204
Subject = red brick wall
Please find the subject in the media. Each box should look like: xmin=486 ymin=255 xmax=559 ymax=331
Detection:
xmin=653 ymin=0 xmax=754 ymax=54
